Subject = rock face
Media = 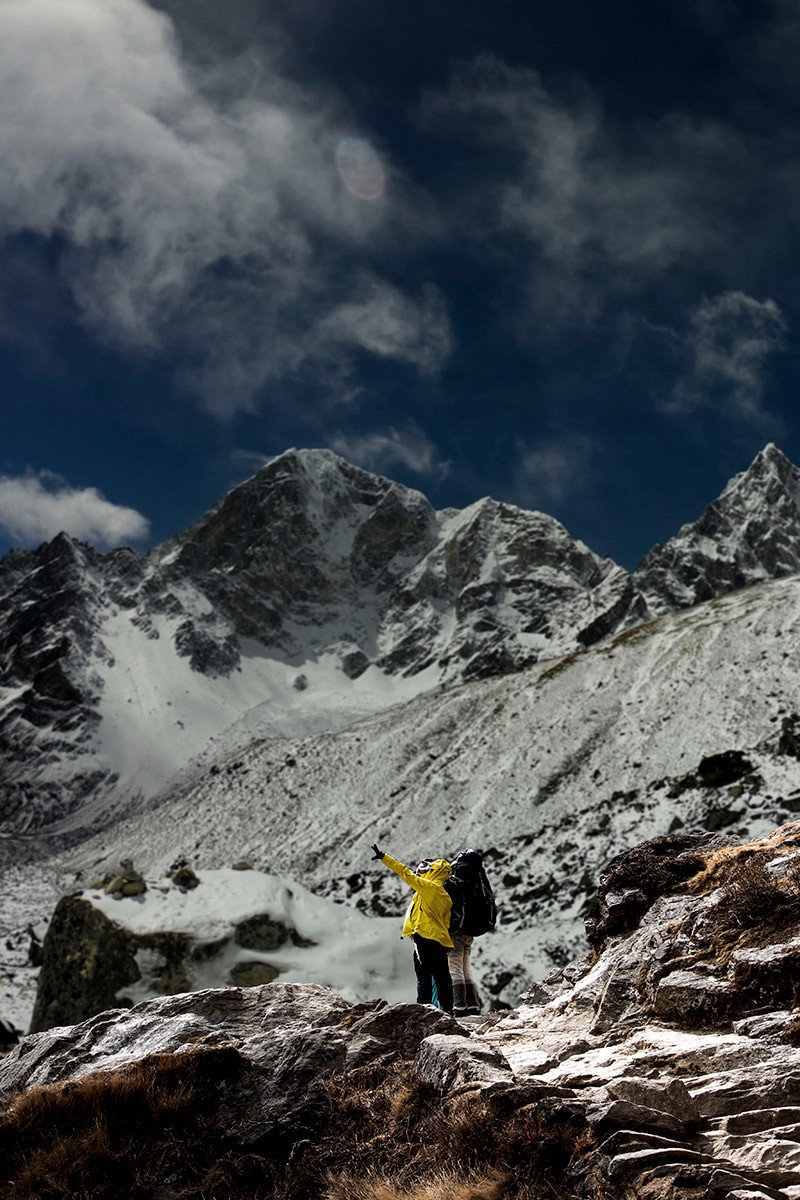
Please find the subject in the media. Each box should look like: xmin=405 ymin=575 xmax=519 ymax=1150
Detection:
xmin=637 ymin=443 xmax=800 ymax=616
xmin=6 ymin=824 xmax=800 ymax=1199
xmin=4 ymin=443 xmax=800 ymax=836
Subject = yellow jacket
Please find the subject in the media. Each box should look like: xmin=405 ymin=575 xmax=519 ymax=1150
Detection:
xmin=380 ymin=854 xmax=453 ymax=948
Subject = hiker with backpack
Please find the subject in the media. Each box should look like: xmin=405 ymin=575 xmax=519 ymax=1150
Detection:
xmin=370 ymin=843 xmax=454 ymax=1013
xmin=444 ymin=848 xmax=497 ymax=1016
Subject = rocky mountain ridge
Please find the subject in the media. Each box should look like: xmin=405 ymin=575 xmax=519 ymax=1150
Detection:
xmin=3 ymin=443 xmax=800 ymax=839
xmin=4 ymin=822 xmax=800 ymax=1199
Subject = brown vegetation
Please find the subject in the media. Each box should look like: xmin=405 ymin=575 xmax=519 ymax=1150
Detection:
xmin=0 ymin=1050 xmax=616 ymax=1200
xmin=684 ymin=821 xmax=800 ymax=896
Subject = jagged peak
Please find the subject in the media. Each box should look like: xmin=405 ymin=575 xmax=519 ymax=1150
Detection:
xmin=244 ymin=447 xmax=432 ymax=510
xmin=721 ymin=442 xmax=799 ymax=501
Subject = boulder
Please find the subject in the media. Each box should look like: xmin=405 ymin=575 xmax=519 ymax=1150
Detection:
xmin=414 ymin=1032 xmax=513 ymax=1091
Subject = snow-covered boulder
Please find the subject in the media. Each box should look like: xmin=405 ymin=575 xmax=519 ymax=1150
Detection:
xmin=30 ymin=867 xmax=410 ymax=1032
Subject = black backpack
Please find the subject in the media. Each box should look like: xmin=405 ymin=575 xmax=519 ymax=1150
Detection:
xmin=446 ymin=850 xmax=497 ymax=936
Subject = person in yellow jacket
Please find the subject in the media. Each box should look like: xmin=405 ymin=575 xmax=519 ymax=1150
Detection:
xmin=371 ymin=843 xmax=454 ymax=1013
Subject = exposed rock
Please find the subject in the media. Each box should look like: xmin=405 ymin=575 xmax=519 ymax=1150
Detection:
xmin=30 ymin=895 xmax=141 ymax=1033
xmin=653 ymin=969 xmax=736 ymax=1024
xmin=104 ymin=857 xmax=147 ymax=899
xmin=0 ymin=1016 xmax=19 ymax=1051
xmin=8 ymin=823 xmax=800 ymax=1198
xmin=169 ymin=866 xmax=199 ymax=890
xmin=606 ymin=1076 xmax=701 ymax=1123
xmin=413 ymin=1032 xmax=513 ymax=1091
xmin=636 ymin=442 xmax=800 ymax=615
xmin=234 ymin=912 xmax=290 ymax=951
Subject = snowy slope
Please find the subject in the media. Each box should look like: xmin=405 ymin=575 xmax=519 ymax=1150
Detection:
xmin=0 ymin=448 xmax=641 ymax=834
xmin=10 ymin=570 xmax=795 ymax=1018
xmin=8 ymin=445 xmax=800 ymax=1030
xmin=84 ymin=868 xmax=412 ymax=1009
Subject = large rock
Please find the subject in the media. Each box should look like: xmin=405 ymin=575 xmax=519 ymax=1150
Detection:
xmin=29 ymin=867 xmax=409 ymax=1033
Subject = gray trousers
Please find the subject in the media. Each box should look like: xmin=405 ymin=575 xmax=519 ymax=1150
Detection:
xmin=447 ymin=933 xmax=481 ymax=1012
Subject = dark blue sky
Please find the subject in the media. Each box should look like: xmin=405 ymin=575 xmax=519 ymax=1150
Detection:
xmin=2 ymin=0 xmax=799 ymax=568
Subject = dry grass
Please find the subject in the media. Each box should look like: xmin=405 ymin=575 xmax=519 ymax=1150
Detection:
xmin=328 ymin=1168 xmax=505 ymax=1200
xmin=0 ymin=1051 xmax=615 ymax=1200
xmin=683 ymin=836 xmax=800 ymax=966
xmin=685 ymin=823 xmax=800 ymax=895
xmin=0 ymin=1047 xmax=274 ymax=1200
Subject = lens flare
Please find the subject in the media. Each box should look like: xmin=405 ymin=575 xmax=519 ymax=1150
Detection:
xmin=335 ymin=135 xmax=386 ymax=202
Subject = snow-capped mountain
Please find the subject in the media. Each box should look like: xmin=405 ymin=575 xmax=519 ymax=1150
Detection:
xmin=8 ymin=442 xmax=800 ymax=1030
xmin=0 ymin=448 xmax=642 ymax=833
xmin=637 ymin=442 xmax=800 ymax=614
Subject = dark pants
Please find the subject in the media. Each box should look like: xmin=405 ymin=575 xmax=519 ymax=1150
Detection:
xmin=413 ymin=934 xmax=453 ymax=1013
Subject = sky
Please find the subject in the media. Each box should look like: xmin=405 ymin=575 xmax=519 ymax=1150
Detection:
xmin=2 ymin=0 xmax=800 ymax=568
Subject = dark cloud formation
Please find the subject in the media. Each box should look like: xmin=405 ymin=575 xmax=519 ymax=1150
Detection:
xmin=5 ymin=0 xmax=800 ymax=567
xmin=0 ymin=0 xmax=449 ymax=415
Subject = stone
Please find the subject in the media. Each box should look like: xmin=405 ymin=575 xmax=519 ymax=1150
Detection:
xmin=170 ymin=866 xmax=200 ymax=890
xmin=653 ymin=969 xmax=734 ymax=1024
xmin=606 ymin=1076 xmax=701 ymax=1123
xmin=588 ymin=1100 xmax=687 ymax=1139
xmin=228 ymin=962 xmax=281 ymax=987
xmin=29 ymin=895 xmax=141 ymax=1033
xmin=606 ymin=1146 xmax=713 ymax=1178
xmin=104 ymin=857 xmax=147 ymax=898
xmin=721 ymin=1106 xmax=800 ymax=1135
xmin=233 ymin=913 xmax=290 ymax=951
xmin=413 ymin=1033 xmax=513 ymax=1091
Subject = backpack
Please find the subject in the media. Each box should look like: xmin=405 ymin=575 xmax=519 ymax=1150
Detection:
xmin=446 ymin=851 xmax=497 ymax=936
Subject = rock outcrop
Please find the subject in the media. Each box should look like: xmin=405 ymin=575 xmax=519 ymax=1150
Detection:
xmin=28 ymin=867 xmax=407 ymax=1033
xmin=5 ymin=823 xmax=800 ymax=1198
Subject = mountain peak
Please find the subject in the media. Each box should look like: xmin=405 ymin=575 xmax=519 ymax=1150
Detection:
xmin=724 ymin=442 xmax=799 ymax=498
xmin=636 ymin=443 xmax=800 ymax=613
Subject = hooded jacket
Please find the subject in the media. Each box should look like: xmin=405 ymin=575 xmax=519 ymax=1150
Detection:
xmin=379 ymin=854 xmax=453 ymax=948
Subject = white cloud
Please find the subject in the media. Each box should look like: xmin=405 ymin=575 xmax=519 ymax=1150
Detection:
xmin=329 ymin=425 xmax=450 ymax=478
xmin=513 ymin=436 xmax=595 ymax=508
xmin=0 ymin=471 xmax=150 ymax=548
xmin=0 ymin=0 xmax=446 ymax=411
xmin=318 ymin=279 xmax=453 ymax=375
xmin=670 ymin=291 xmax=787 ymax=421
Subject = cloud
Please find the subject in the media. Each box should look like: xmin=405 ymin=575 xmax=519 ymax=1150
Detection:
xmin=669 ymin=291 xmax=787 ymax=422
xmin=329 ymin=425 xmax=450 ymax=478
xmin=422 ymin=56 xmax=738 ymax=320
xmin=513 ymin=436 xmax=595 ymax=509
xmin=317 ymin=279 xmax=453 ymax=376
xmin=0 ymin=471 xmax=150 ymax=548
xmin=0 ymin=0 xmax=445 ymax=412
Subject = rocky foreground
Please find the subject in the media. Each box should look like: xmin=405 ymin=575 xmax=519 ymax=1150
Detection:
xmin=3 ymin=824 xmax=800 ymax=1200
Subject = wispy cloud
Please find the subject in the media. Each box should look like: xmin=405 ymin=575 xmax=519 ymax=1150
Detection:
xmin=0 ymin=0 xmax=446 ymax=413
xmin=330 ymin=424 xmax=450 ymax=478
xmin=0 ymin=471 xmax=150 ymax=548
xmin=422 ymin=56 xmax=740 ymax=322
xmin=668 ymin=291 xmax=787 ymax=422
xmin=317 ymin=279 xmax=452 ymax=376
xmin=513 ymin=435 xmax=595 ymax=509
